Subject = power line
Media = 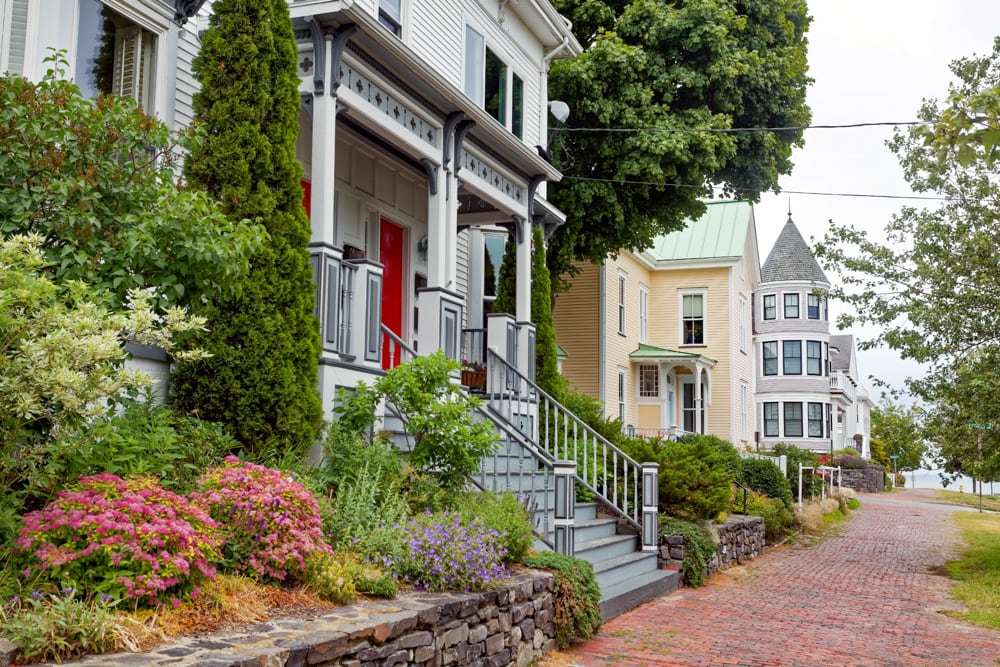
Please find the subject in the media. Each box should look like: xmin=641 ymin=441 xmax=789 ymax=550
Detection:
xmin=561 ymin=175 xmax=954 ymax=201
xmin=562 ymin=121 xmax=928 ymax=134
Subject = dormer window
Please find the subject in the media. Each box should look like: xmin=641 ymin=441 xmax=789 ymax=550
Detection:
xmin=464 ymin=26 xmax=524 ymax=139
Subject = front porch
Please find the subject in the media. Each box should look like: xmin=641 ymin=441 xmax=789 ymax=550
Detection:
xmin=630 ymin=343 xmax=716 ymax=437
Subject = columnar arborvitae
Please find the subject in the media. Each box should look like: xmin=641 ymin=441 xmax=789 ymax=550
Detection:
xmin=170 ymin=0 xmax=322 ymax=457
xmin=493 ymin=227 xmax=566 ymax=401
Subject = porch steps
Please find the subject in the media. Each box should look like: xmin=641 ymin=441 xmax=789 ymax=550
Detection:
xmin=572 ymin=503 xmax=679 ymax=621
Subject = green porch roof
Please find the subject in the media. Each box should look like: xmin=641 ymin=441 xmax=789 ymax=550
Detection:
xmin=647 ymin=200 xmax=752 ymax=261
xmin=629 ymin=343 xmax=716 ymax=364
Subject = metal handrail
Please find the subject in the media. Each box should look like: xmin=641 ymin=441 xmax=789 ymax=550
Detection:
xmin=485 ymin=348 xmax=646 ymax=531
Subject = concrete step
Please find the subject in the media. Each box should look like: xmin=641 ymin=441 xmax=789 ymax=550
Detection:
xmin=574 ymin=517 xmax=619 ymax=544
xmin=598 ymin=567 xmax=679 ymax=621
xmin=590 ymin=549 xmax=660 ymax=592
xmin=574 ymin=533 xmax=639 ymax=565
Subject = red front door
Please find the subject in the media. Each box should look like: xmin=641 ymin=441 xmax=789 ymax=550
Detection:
xmin=379 ymin=218 xmax=406 ymax=370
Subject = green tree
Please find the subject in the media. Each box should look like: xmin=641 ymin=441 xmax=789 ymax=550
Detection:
xmin=815 ymin=38 xmax=1000 ymax=375
xmin=0 ymin=56 xmax=262 ymax=310
xmin=170 ymin=0 xmax=322 ymax=458
xmin=870 ymin=402 xmax=927 ymax=473
xmin=546 ymin=0 xmax=812 ymax=290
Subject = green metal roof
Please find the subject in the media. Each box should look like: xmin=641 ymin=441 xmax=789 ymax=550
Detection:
xmin=629 ymin=343 xmax=716 ymax=363
xmin=556 ymin=345 xmax=567 ymax=358
xmin=646 ymin=200 xmax=752 ymax=261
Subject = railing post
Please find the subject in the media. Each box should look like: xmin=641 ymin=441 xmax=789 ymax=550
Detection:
xmin=554 ymin=460 xmax=576 ymax=556
xmin=641 ymin=462 xmax=659 ymax=552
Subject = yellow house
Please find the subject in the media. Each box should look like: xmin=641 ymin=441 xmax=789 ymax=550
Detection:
xmin=554 ymin=201 xmax=761 ymax=448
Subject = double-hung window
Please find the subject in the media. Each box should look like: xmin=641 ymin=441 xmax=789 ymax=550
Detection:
xmin=762 ymin=341 xmax=778 ymax=376
xmin=808 ymin=402 xmax=824 ymax=437
xmin=784 ymin=293 xmax=799 ymax=319
xmin=465 ymin=27 xmax=524 ymax=139
xmin=639 ymin=365 xmax=658 ymax=398
xmin=763 ymin=402 xmax=779 ymax=437
xmin=784 ymin=402 xmax=803 ymax=437
xmin=739 ymin=296 xmax=747 ymax=353
xmin=763 ymin=294 xmax=776 ymax=320
xmin=378 ymin=0 xmax=402 ymax=36
xmin=807 ymin=340 xmax=822 ymax=375
xmin=617 ymin=368 xmax=626 ymax=422
xmin=783 ymin=340 xmax=802 ymax=375
xmin=808 ymin=294 xmax=821 ymax=319
xmin=681 ymin=291 xmax=705 ymax=345
xmin=76 ymin=0 xmax=157 ymax=110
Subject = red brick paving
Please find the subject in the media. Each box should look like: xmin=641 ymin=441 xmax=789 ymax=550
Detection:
xmin=544 ymin=492 xmax=1000 ymax=667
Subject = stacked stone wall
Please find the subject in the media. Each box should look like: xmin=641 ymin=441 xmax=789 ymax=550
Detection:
xmin=658 ymin=515 xmax=766 ymax=580
xmin=839 ymin=466 xmax=885 ymax=493
xmin=33 ymin=572 xmax=556 ymax=667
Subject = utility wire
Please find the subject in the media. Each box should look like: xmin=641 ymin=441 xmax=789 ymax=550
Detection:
xmin=561 ymin=121 xmax=928 ymax=134
xmin=561 ymin=175 xmax=954 ymax=201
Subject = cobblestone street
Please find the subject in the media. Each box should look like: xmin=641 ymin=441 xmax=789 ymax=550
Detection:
xmin=543 ymin=491 xmax=1000 ymax=667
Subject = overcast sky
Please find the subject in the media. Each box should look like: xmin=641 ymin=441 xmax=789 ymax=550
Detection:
xmin=751 ymin=1 xmax=1000 ymax=405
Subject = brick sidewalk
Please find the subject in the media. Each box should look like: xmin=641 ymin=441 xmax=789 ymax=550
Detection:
xmin=543 ymin=493 xmax=1000 ymax=667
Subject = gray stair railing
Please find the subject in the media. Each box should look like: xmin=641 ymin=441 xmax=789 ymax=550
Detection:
xmin=375 ymin=326 xmax=565 ymax=551
xmin=484 ymin=349 xmax=659 ymax=551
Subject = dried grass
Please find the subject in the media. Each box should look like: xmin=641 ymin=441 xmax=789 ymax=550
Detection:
xmin=111 ymin=575 xmax=336 ymax=652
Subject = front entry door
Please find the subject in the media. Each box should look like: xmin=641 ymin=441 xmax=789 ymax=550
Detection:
xmin=379 ymin=218 xmax=406 ymax=370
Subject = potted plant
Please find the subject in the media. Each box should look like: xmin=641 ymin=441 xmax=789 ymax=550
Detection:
xmin=461 ymin=359 xmax=487 ymax=389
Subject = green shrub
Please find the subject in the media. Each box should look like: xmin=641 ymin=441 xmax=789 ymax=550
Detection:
xmin=304 ymin=552 xmax=357 ymax=604
xmin=451 ymin=491 xmax=533 ymax=563
xmin=832 ymin=453 xmax=869 ymax=470
xmin=738 ymin=458 xmax=793 ymax=509
xmin=625 ymin=435 xmax=737 ymax=522
xmin=659 ymin=516 xmax=716 ymax=587
xmin=522 ymin=552 xmax=601 ymax=648
xmin=739 ymin=489 xmax=794 ymax=542
xmin=355 ymin=569 xmax=398 ymax=598
xmin=0 ymin=589 xmax=119 ymax=664
xmin=767 ymin=444 xmax=823 ymax=500
xmin=846 ymin=497 xmax=860 ymax=510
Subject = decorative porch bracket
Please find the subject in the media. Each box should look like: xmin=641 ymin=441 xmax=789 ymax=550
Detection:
xmin=554 ymin=460 xmax=577 ymax=556
xmin=641 ymin=462 xmax=660 ymax=552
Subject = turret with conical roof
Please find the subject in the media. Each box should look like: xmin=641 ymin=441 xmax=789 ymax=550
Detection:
xmin=760 ymin=215 xmax=829 ymax=285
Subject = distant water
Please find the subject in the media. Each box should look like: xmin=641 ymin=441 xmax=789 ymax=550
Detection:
xmin=906 ymin=468 xmax=984 ymax=492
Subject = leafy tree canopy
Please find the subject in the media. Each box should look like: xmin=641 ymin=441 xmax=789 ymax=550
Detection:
xmin=546 ymin=0 xmax=812 ymax=288
xmin=815 ymin=38 xmax=1000 ymax=376
xmin=0 ymin=54 xmax=264 ymax=310
xmin=870 ymin=401 xmax=926 ymax=473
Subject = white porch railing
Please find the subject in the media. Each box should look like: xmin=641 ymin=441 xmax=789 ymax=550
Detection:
xmin=624 ymin=425 xmax=688 ymax=441
xmin=484 ymin=349 xmax=660 ymax=551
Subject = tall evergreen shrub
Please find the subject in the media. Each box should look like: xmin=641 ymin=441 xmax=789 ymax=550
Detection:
xmin=493 ymin=227 xmax=566 ymax=400
xmin=170 ymin=0 xmax=322 ymax=457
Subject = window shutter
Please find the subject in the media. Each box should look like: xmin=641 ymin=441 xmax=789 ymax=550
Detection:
xmin=112 ymin=24 xmax=155 ymax=108
xmin=1 ymin=0 xmax=29 ymax=75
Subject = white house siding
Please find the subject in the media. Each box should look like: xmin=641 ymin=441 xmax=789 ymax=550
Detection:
xmin=456 ymin=227 xmax=470 ymax=327
xmin=172 ymin=10 xmax=207 ymax=131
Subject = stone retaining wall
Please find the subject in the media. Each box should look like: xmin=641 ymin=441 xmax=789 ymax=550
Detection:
xmin=659 ymin=514 xmax=766 ymax=579
xmin=27 ymin=571 xmax=556 ymax=667
xmin=839 ymin=466 xmax=885 ymax=493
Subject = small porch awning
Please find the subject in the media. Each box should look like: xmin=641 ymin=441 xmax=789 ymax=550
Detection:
xmin=629 ymin=343 xmax=716 ymax=367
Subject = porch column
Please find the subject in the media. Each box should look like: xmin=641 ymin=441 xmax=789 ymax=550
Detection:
xmin=515 ymin=217 xmax=533 ymax=379
xmin=694 ymin=368 xmax=703 ymax=433
xmin=309 ymin=92 xmax=336 ymax=245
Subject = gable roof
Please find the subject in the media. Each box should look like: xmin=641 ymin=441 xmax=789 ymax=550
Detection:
xmin=829 ymin=334 xmax=855 ymax=372
xmin=760 ymin=216 xmax=829 ymax=284
xmin=646 ymin=200 xmax=752 ymax=262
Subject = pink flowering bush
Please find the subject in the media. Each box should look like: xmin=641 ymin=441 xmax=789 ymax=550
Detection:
xmin=190 ymin=457 xmax=331 ymax=582
xmin=15 ymin=474 xmax=221 ymax=606
xmin=389 ymin=510 xmax=508 ymax=592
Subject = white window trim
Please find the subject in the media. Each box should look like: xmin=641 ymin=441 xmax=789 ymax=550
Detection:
xmin=617 ymin=367 xmax=627 ymax=422
xmin=783 ymin=292 xmax=800 ymax=319
xmin=638 ymin=364 xmax=659 ymax=399
xmin=679 ymin=288 xmax=707 ymax=347
xmin=617 ymin=271 xmax=627 ymax=336
xmin=762 ymin=293 xmax=776 ymax=320
xmin=739 ymin=295 xmax=747 ymax=353
xmin=639 ymin=284 xmax=649 ymax=344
